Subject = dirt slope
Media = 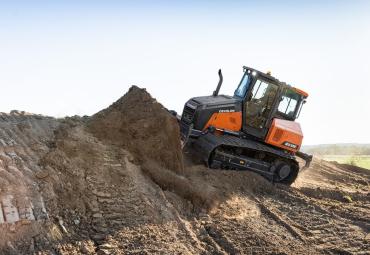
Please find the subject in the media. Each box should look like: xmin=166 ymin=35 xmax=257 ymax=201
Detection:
xmin=87 ymin=86 xmax=183 ymax=172
xmin=0 ymin=111 xmax=59 ymax=251
xmin=0 ymin=87 xmax=369 ymax=255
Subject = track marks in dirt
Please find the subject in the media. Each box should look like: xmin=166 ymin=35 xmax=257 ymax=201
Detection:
xmin=260 ymin=187 xmax=369 ymax=254
xmin=203 ymin=224 xmax=240 ymax=255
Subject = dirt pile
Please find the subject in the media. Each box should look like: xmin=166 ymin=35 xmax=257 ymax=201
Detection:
xmin=87 ymin=85 xmax=219 ymax=209
xmin=88 ymin=86 xmax=183 ymax=173
xmin=0 ymin=87 xmax=369 ymax=255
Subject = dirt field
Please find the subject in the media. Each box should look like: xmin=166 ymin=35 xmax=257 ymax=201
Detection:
xmin=0 ymin=87 xmax=369 ymax=255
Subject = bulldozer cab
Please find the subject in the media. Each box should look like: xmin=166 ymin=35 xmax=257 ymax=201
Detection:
xmin=234 ymin=67 xmax=306 ymax=140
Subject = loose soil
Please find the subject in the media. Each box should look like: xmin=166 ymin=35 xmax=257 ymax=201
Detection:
xmin=0 ymin=87 xmax=368 ymax=255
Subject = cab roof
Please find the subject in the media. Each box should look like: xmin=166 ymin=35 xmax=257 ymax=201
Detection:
xmin=243 ymin=66 xmax=309 ymax=98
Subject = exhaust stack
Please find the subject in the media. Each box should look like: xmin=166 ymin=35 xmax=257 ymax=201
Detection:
xmin=213 ymin=69 xmax=223 ymax=96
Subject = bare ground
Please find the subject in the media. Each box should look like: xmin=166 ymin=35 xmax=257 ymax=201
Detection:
xmin=0 ymin=87 xmax=368 ymax=255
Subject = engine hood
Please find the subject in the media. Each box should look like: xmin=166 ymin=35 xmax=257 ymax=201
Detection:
xmin=190 ymin=95 xmax=241 ymax=107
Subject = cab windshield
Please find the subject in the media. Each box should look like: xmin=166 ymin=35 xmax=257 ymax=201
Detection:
xmin=278 ymin=89 xmax=302 ymax=119
xmin=234 ymin=73 xmax=251 ymax=98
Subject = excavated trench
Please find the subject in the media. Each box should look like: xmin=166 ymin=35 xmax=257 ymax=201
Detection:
xmin=0 ymin=87 xmax=369 ymax=255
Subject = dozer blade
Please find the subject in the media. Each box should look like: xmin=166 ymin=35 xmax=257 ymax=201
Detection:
xmin=296 ymin=151 xmax=313 ymax=169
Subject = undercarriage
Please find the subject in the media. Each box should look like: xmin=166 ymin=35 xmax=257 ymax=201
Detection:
xmin=192 ymin=132 xmax=303 ymax=185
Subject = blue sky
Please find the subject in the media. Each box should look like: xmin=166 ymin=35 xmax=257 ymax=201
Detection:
xmin=0 ymin=1 xmax=370 ymax=145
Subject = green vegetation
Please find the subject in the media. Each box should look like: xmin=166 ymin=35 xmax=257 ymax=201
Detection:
xmin=320 ymin=155 xmax=370 ymax=169
xmin=303 ymin=144 xmax=370 ymax=155
xmin=302 ymin=144 xmax=370 ymax=170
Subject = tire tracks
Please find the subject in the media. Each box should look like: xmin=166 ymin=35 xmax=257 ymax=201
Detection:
xmin=260 ymin=187 xmax=369 ymax=254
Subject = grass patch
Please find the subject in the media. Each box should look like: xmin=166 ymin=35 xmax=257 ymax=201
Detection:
xmin=320 ymin=155 xmax=370 ymax=169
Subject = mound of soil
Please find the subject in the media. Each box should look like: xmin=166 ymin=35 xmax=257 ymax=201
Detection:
xmin=88 ymin=86 xmax=183 ymax=173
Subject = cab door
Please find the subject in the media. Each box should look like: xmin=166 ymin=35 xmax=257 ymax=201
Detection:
xmin=243 ymin=79 xmax=279 ymax=139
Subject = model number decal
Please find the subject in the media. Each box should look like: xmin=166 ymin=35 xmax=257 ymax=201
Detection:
xmin=219 ymin=109 xmax=235 ymax=113
xmin=283 ymin=141 xmax=298 ymax=149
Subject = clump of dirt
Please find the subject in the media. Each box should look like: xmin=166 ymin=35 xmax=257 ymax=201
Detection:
xmin=88 ymin=86 xmax=184 ymax=173
xmin=141 ymin=160 xmax=220 ymax=211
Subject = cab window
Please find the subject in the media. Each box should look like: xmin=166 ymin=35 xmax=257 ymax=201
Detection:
xmin=252 ymin=80 xmax=271 ymax=100
xmin=244 ymin=79 xmax=278 ymax=129
xmin=278 ymin=89 xmax=300 ymax=118
xmin=234 ymin=73 xmax=251 ymax=98
xmin=250 ymin=79 xmax=278 ymax=107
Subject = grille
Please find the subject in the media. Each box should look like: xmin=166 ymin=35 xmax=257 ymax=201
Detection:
xmin=273 ymin=128 xmax=284 ymax=142
xmin=181 ymin=106 xmax=196 ymax=124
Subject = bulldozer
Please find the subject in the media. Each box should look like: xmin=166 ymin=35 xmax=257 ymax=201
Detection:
xmin=179 ymin=66 xmax=312 ymax=185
